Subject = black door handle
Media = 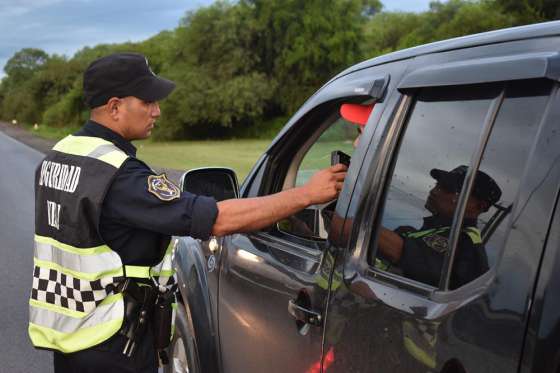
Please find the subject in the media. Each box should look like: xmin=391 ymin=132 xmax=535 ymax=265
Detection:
xmin=288 ymin=299 xmax=322 ymax=326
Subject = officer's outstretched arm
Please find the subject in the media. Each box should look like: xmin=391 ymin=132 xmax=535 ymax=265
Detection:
xmin=211 ymin=164 xmax=347 ymax=236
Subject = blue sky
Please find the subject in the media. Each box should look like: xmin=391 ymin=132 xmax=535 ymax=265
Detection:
xmin=0 ymin=0 xmax=433 ymax=78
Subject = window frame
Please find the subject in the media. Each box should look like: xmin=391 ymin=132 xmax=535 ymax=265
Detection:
xmin=356 ymin=77 xmax=557 ymax=294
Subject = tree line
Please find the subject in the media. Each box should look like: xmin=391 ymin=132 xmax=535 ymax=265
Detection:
xmin=0 ymin=0 xmax=557 ymax=140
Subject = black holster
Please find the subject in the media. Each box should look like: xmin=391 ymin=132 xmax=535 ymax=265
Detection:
xmin=152 ymin=288 xmax=175 ymax=365
xmin=118 ymin=279 xmax=156 ymax=357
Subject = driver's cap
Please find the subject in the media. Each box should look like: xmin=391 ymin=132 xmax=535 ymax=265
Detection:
xmin=340 ymin=103 xmax=374 ymax=126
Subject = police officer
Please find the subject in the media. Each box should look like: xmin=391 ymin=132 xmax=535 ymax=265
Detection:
xmin=377 ymin=166 xmax=502 ymax=289
xmin=29 ymin=52 xmax=347 ymax=373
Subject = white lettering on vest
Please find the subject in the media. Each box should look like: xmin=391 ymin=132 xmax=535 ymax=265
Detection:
xmin=38 ymin=161 xmax=81 ymax=193
xmin=46 ymin=200 xmax=61 ymax=230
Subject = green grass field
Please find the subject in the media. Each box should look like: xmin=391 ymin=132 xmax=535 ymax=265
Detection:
xmin=134 ymin=139 xmax=270 ymax=181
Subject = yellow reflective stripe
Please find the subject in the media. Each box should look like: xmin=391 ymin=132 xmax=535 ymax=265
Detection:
xmin=52 ymin=135 xmax=128 ymax=168
xmin=152 ymin=269 xmax=175 ymax=277
xmin=98 ymin=293 xmax=123 ymax=306
xmin=29 ymin=317 xmax=123 ymax=353
xmin=32 ymin=292 xmax=121 ymax=313
xmin=465 ymin=228 xmax=482 ymax=244
xmin=124 ymin=265 xmax=151 ymax=279
xmin=403 ymin=336 xmax=436 ymax=369
xmin=374 ymin=258 xmax=390 ymax=271
xmin=30 ymin=298 xmax=86 ymax=318
xmin=34 ymin=258 xmax=123 ymax=281
xmin=53 ymin=135 xmax=111 ymax=156
xmin=35 ymin=235 xmax=112 ymax=256
xmin=98 ymin=150 xmax=128 ymax=168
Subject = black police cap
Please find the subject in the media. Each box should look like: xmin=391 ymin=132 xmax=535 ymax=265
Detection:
xmin=83 ymin=52 xmax=176 ymax=108
xmin=430 ymin=165 xmax=502 ymax=205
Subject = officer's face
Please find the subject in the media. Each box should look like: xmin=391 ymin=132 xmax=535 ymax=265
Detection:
xmin=120 ymin=97 xmax=161 ymax=140
xmin=426 ymin=183 xmax=458 ymax=218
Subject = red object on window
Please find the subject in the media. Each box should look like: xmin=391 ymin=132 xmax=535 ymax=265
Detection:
xmin=340 ymin=103 xmax=374 ymax=126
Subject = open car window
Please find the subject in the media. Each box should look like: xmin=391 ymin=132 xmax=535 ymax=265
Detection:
xmin=277 ymin=100 xmax=374 ymax=241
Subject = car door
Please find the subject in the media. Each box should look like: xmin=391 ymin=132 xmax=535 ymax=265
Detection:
xmin=214 ymin=62 xmax=409 ymax=373
xmin=323 ymin=46 xmax=560 ymax=372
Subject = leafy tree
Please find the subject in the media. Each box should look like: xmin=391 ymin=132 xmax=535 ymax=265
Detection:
xmin=3 ymin=48 xmax=48 ymax=88
xmin=245 ymin=0 xmax=374 ymax=112
xmin=157 ymin=1 xmax=273 ymax=140
xmin=42 ymin=77 xmax=87 ymax=128
xmin=363 ymin=11 xmax=423 ymax=57
xmin=493 ymin=0 xmax=560 ymax=22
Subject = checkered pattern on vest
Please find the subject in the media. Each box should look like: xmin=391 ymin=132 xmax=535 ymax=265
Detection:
xmin=30 ymin=266 xmax=122 ymax=313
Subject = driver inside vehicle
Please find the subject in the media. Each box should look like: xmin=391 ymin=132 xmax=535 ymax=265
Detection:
xmin=341 ymin=103 xmax=501 ymax=290
xmin=375 ymin=165 xmax=500 ymax=289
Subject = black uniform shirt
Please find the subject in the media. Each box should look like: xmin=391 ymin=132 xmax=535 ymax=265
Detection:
xmin=74 ymin=120 xmax=219 ymax=266
xmin=397 ymin=215 xmax=489 ymax=289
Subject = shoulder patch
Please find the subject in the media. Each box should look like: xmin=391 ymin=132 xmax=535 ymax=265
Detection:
xmin=147 ymin=174 xmax=180 ymax=201
xmin=422 ymin=234 xmax=449 ymax=253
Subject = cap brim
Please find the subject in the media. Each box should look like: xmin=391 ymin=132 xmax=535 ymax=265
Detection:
xmin=430 ymin=168 xmax=446 ymax=180
xmin=340 ymin=103 xmax=374 ymax=126
xmin=129 ymin=75 xmax=176 ymax=102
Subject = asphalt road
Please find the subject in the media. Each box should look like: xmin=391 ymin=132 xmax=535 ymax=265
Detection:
xmin=0 ymin=131 xmax=52 ymax=372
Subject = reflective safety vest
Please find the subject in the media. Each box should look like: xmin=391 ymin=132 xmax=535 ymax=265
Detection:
xmin=374 ymin=226 xmax=482 ymax=271
xmin=401 ymin=226 xmax=482 ymax=244
xmin=29 ymin=135 xmax=176 ymax=353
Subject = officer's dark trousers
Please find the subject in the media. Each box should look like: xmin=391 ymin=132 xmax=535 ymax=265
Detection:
xmin=53 ymin=330 xmax=158 ymax=373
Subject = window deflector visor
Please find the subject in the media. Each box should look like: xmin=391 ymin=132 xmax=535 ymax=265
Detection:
xmin=398 ymin=52 xmax=560 ymax=91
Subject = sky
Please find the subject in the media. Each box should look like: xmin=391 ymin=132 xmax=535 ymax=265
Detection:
xmin=0 ymin=0 xmax=433 ymax=79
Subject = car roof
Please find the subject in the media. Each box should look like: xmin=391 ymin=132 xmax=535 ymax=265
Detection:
xmin=334 ymin=20 xmax=560 ymax=79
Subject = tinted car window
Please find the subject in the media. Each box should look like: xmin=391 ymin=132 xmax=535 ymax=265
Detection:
xmin=371 ymin=81 xmax=552 ymax=290
xmin=470 ymin=80 xmax=552 ymax=266
xmin=371 ymin=85 xmax=501 ymax=288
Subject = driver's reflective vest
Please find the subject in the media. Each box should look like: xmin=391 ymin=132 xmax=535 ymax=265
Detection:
xmin=29 ymin=135 xmax=175 ymax=353
xmin=374 ymin=226 xmax=482 ymax=271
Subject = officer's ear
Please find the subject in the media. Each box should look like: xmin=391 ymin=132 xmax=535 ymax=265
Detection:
xmin=106 ymin=97 xmax=122 ymax=119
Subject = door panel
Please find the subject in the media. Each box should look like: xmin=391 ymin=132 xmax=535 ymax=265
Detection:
xmin=218 ymin=233 xmax=325 ymax=373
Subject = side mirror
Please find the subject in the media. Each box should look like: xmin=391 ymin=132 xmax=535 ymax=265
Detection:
xmin=180 ymin=167 xmax=239 ymax=201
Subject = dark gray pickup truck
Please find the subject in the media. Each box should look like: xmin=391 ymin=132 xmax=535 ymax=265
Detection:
xmin=168 ymin=20 xmax=560 ymax=373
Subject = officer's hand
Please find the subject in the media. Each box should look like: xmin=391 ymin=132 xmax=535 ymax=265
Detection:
xmin=301 ymin=164 xmax=347 ymax=205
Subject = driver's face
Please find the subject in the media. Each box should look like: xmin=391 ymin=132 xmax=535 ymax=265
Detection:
xmin=353 ymin=126 xmax=363 ymax=149
xmin=425 ymin=183 xmax=459 ymax=218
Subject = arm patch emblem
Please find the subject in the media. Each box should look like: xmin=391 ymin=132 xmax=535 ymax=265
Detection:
xmin=147 ymin=174 xmax=180 ymax=201
xmin=422 ymin=234 xmax=449 ymax=253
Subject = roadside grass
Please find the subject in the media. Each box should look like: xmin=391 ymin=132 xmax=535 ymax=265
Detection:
xmin=134 ymin=139 xmax=270 ymax=181
xmin=25 ymin=123 xmax=81 ymax=140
